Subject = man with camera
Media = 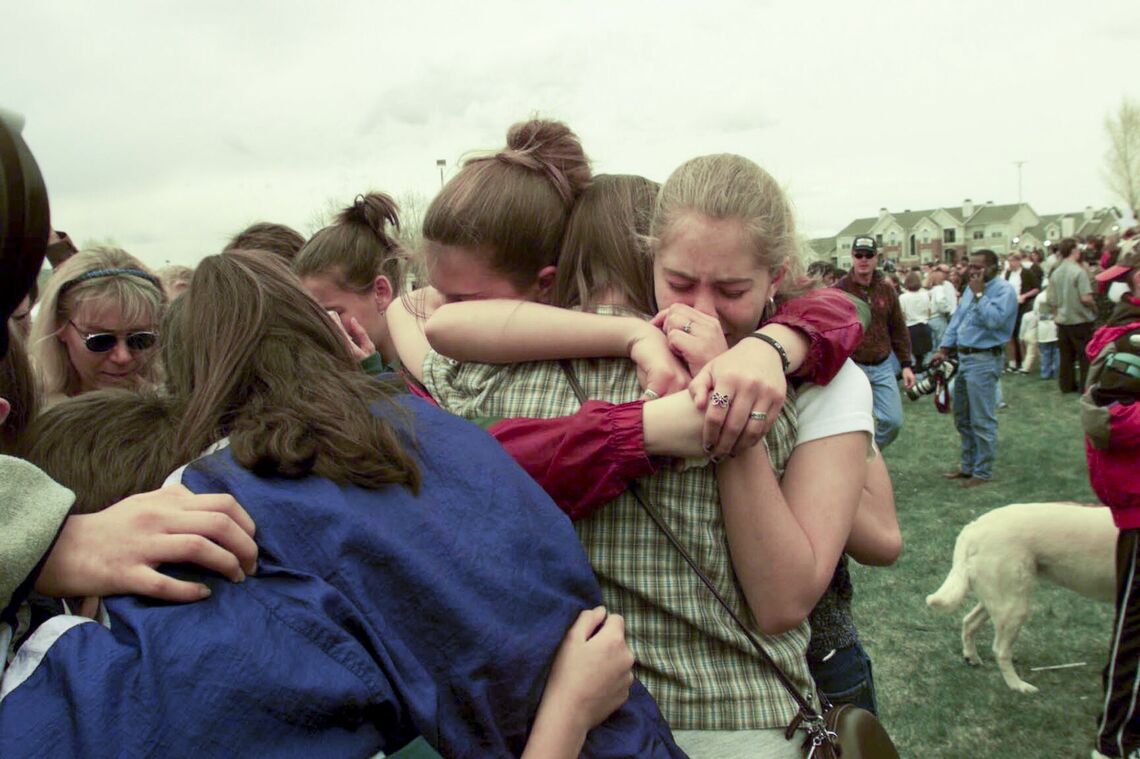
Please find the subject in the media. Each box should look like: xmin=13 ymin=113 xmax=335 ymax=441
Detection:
xmin=837 ymin=236 xmax=915 ymax=449
xmin=929 ymin=249 xmax=1019 ymax=488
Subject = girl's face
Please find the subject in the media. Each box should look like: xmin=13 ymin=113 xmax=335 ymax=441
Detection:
xmin=426 ymin=243 xmax=553 ymax=304
xmin=301 ymin=273 xmax=390 ymax=348
xmin=57 ymin=299 xmax=158 ymax=395
xmin=653 ymin=213 xmax=780 ymax=347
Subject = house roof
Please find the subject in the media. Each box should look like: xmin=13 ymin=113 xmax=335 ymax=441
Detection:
xmin=964 ymin=203 xmax=1023 ymax=226
xmin=836 ymin=216 xmax=877 ymax=237
xmin=889 ymin=210 xmax=938 ymax=231
xmin=936 ymin=206 xmax=966 ymax=223
xmin=809 ymin=237 xmax=837 ymax=258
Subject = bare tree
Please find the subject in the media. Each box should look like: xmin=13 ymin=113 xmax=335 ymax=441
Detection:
xmin=394 ymin=189 xmax=430 ymax=252
xmin=1104 ymin=98 xmax=1140 ymax=220
xmin=304 ymin=196 xmax=344 ymax=237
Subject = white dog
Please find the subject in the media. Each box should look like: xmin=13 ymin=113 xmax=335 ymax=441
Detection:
xmin=926 ymin=502 xmax=1117 ymax=693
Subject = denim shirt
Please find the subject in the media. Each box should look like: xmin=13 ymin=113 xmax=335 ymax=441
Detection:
xmin=940 ymin=275 xmax=1018 ymax=351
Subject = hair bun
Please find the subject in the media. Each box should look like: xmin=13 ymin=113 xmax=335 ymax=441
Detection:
xmin=338 ymin=192 xmax=401 ymax=252
xmin=498 ymin=119 xmax=591 ymax=207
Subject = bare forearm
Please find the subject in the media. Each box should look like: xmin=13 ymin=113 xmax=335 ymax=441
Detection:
xmin=717 ymin=446 xmax=820 ymax=634
xmin=641 ymin=392 xmax=707 ymax=458
xmin=425 ymin=301 xmax=642 ymax=362
xmin=386 ymin=289 xmax=437 ymax=383
xmin=717 ymin=433 xmax=867 ymax=633
xmin=845 ymin=453 xmax=902 ymax=566
xmin=522 ymin=708 xmax=587 ymax=759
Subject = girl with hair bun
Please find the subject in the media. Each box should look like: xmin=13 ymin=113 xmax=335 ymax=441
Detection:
xmin=419 ymin=118 xmax=591 ymax=306
xmin=295 ymin=192 xmax=409 ymax=370
xmin=30 ymin=247 xmax=166 ymax=405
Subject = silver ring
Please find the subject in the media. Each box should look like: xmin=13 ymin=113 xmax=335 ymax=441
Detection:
xmin=710 ymin=391 xmax=731 ymax=409
xmin=643 ymin=389 xmax=660 ymax=400
xmin=749 ymin=411 xmax=768 ymax=421
xmin=682 ymin=320 xmax=694 ymax=334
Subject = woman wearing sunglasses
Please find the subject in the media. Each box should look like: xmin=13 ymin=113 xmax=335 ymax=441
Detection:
xmin=30 ymin=247 xmax=165 ymax=405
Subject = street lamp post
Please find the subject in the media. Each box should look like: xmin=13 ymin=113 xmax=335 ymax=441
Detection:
xmin=1013 ymin=160 xmax=1027 ymax=203
xmin=436 ymin=159 xmax=446 ymax=189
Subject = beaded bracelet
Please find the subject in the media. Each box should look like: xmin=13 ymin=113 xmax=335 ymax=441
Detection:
xmin=745 ymin=332 xmax=790 ymax=373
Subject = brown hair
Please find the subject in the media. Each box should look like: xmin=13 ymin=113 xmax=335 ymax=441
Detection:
xmin=553 ymin=174 xmax=659 ymax=315
xmin=650 ymin=154 xmax=811 ymax=302
xmin=22 ymin=389 xmax=180 ymax=513
xmin=164 ymin=250 xmax=419 ymax=492
xmin=224 ymin=222 xmax=306 ymax=263
xmin=422 ymin=118 xmax=591 ymax=290
xmin=903 ymin=271 xmax=922 ymax=292
xmin=293 ymin=193 xmax=408 ymax=295
xmin=0 ymin=330 xmax=38 ymax=454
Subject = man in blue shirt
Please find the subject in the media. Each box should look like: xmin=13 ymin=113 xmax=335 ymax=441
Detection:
xmin=930 ymin=249 xmax=1019 ymax=487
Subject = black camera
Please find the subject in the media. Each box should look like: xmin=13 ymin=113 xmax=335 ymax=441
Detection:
xmin=906 ymin=355 xmax=958 ymax=401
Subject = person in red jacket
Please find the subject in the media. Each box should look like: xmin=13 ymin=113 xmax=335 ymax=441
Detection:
xmin=1085 ymin=235 xmax=1140 ymax=759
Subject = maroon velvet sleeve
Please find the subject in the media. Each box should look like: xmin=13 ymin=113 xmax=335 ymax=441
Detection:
xmin=768 ymin=288 xmax=864 ymax=385
xmin=486 ymin=400 xmax=657 ymax=522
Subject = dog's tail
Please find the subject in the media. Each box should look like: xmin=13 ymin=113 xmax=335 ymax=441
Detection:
xmin=926 ymin=524 xmax=972 ymax=611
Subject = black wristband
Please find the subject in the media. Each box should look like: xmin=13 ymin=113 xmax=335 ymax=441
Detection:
xmin=746 ymin=332 xmax=790 ymax=373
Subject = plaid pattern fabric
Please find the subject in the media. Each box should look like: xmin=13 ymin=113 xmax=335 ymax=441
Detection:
xmin=424 ymin=323 xmax=813 ymax=730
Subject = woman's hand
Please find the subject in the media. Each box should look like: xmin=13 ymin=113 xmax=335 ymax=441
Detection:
xmin=36 ymin=485 xmax=259 ymax=603
xmin=627 ymin=323 xmax=690 ymax=399
xmin=689 ymin=337 xmax=787 ymax=458
xmin=327 ymin=312 xmax=375 ymax=363
xmin=651 ymin=304 xmax=728 ymax=375
xmin=536 ymin=607 xmax=634 ymax=735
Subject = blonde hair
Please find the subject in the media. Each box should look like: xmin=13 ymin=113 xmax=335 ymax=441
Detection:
xmin=29 ymin=248 xmax=166 ymax=399
xmin=650 ymin=154 xmax=810 ymax=302
xmin=422 ymin=118 xmax=591 ymax=290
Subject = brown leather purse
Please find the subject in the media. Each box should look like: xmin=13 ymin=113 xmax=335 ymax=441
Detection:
xmin=559 ymin=361 xmax=900 ymax=759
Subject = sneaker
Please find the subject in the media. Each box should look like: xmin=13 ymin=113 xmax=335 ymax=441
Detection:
xmin=997 ymin=402 xmax=1010 ymax=410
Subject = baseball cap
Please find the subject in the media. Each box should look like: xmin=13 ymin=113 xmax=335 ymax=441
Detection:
xmin=852 ymin=236 xmax=877 ymax=253
xmin=0 ymin=107 xmax=51 ymax=360
xmin=1096 ymin=237 xmax=1140 ymax=284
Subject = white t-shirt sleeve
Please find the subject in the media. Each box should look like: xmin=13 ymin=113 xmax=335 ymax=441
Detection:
xmin=794 ymin=359 xmax=874 ymax=450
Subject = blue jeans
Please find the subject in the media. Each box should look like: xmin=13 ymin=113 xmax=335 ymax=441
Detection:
xmin=808 ymin=641 xmax=879 ymax=715
xmin=928 ymin=313 xmax=949 ymax=351
xmin=856 ymin=360 xmax=904 ymax=449
xmin=1040 ymin=341 xmax=1060 ymax=379
xmin=953 ymin=352 xmax=1003 ymax=480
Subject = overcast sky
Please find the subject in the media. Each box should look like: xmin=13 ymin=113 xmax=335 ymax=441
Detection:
xmin=4 ymin=0 xmax=1138 ymax=268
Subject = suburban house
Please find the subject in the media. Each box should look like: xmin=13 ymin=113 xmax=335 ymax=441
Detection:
xmin=815 ymin=201 xmax=1125 ymax=268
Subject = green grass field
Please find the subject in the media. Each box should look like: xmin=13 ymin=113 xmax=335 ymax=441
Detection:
xmin=856 ymin=370 xmax=1110 ymax=757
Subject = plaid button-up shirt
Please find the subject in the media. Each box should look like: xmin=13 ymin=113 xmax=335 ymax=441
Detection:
xmin=423 ymin=322 xmax=812 ymax=731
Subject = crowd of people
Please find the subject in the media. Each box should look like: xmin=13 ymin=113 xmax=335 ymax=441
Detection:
xmin=0 ymin=103 xmax=1136 ymax=757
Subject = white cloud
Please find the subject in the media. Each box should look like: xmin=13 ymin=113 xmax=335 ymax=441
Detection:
xmin=3 ymin=0 xmax=1137 ymax=266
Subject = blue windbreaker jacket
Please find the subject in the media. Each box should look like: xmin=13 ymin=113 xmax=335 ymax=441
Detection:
xmin=0 ymin=397 xmax=683 ymax=758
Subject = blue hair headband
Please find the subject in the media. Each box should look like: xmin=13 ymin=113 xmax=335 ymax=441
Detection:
xmin=58 ymin=267 xmax=162 ymax=296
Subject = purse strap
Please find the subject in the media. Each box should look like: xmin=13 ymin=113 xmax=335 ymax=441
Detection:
xmin=556 ymin=361 xmax=826 ymax=731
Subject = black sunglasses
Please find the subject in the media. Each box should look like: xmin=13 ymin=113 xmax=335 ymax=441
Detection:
xmin=68 ymin=321 xmax=158 ymax=353
xmin=852 ymin=250 xmax=877 ymax=260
